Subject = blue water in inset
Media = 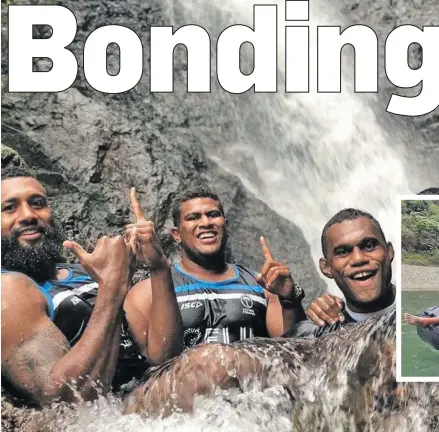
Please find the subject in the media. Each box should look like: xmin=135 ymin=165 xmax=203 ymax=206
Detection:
xmin=401 ymin=291 xmax=439 ymax=378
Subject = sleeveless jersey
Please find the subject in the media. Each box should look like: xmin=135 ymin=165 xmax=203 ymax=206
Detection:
xmin=171 ymin=263 xmax=268 ymax=348
xmin=1 ymin=264 xmax=148 ymax=393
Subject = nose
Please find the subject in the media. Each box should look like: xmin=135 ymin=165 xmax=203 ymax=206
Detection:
xmin=199 ymin=214 xmax=213 ymax=228
xmin=17 ymin=202 xmax=38 ymax=226
xmin=350 ymin=246 xmax=368 ymax=266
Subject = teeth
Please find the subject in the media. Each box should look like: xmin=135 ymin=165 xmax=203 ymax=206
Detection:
xmin=352 ymin=271 xmax=373 ymax=280
xmin=199 ymin=233 xmax=215 ymax=239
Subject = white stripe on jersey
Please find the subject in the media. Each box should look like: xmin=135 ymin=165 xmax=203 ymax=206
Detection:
xmin=176 ymin=292 xmax=267 ymax=306
xmin=52 ymin=282 xmax=98 ymax=309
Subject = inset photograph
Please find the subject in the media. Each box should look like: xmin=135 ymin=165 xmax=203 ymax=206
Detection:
xmin=399 ymin=197 xmax=439 ymax=381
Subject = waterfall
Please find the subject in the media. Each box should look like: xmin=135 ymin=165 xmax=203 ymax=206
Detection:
xmin=158 ymin=0 xmax=435 ymax=293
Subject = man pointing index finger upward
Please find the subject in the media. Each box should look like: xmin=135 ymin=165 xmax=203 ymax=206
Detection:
xmin=124 ymin=188 xmax=184 ymax=363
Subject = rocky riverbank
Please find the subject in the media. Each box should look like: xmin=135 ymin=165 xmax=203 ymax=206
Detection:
xmin=402 ymin=264 xmax=439 ymax=291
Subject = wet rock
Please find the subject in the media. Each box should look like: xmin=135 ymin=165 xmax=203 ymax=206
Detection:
xmin=1 ymin=1 xmax=326 ymax=295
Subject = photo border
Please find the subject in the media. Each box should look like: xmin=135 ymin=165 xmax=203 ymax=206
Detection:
xmin=396 ymin=193 xmax=439 ymax=383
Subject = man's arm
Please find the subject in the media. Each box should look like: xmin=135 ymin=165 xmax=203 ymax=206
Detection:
xmin=124 ymin=188 xmax=184 ymax=364
xmin=124 ymin=266 xmax=184 ymax=365
xmin=264 ymin=290 xmax=306 ymax=337
xmin=1 ymin=272 xmax=124 ymax=406
xmin=1 ymin=235 xmax=133 ymax=407
xmin=255 ymin=236 xmax=306 ymax=337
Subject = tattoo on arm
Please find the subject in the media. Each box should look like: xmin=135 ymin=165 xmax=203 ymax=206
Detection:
xmin=1 ymin=326 xmax=70 ymax=403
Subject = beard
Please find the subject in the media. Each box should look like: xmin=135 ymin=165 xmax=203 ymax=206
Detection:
xmin=1 ymin=217 xmax=65 ymax=283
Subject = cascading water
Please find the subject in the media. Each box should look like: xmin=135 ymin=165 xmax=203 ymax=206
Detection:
xmin=2 ymin=1 xmax=439 ymax=431
xmin=159 ymin=0 xmax=437 ymax=293
xmin=4 ymin=313 xmax=438 ymax=431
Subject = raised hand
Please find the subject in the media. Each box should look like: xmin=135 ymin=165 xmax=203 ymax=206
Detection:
xmin=63 ymin=235 xmax=133 ymax=295
xmin=306 ymin=293 xmax=345 ymax=326
xmin=124 ymin=187 xmax=169 ymax=271
xmin=256 ymin=236 xmax=295 ymax=299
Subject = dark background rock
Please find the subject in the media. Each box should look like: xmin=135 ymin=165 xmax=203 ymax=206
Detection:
xmin=1 ymin=0 xmax=438 ymax=300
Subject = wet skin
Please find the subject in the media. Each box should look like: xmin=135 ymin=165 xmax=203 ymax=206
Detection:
xmin=1 ymin=177 xmax=69 ymax=279
xmin=319 ymin=218 xmax=394 ymax=310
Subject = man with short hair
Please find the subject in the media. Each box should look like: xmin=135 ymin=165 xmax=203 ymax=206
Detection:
xmin=1 ymin=145 xmax=183 ymax=408
xmin=126 ymin=185 xmax=306 ymax=349
xmin=290 ymin=208 xmax=396 ymax=337
xmin=123 ymin=207 xmax=398 ymax=416
xmin=306 ymin=189 xmax=439 ymax=327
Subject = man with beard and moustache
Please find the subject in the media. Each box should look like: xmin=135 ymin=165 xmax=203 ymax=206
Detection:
xmin=285 ymin=208 xmax=396 ymax=338
xmin=125 ymin=184 xmax=307 ymax=349
xmin=1 ymin=145 xmax=183 ymax=408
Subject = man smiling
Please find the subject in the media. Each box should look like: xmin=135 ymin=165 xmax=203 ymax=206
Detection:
xmin=285 ymin=208 xmax=396 ymax=338
xmin=126 ymin=184 xmax=306 ymax=348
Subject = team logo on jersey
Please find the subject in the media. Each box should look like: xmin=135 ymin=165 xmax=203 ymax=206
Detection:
xmin=183 ymin=328 xmax=203 ymax=347
xmin=241 ymin=295 xmax=255 ymax=316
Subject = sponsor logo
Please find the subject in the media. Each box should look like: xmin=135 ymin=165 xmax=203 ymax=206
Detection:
xmin=241 ymin=294 xmax=255 ymax=316
xmin=71 ymin=296 xmax=82 ymax=306
xmin=181 ymin=301 xmax=203 ymax=310
xmin=240 ymin=295 xmax=254 ymax=309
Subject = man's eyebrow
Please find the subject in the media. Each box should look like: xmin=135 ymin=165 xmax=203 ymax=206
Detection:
xmin=1 ymin=196 xmax=19 ymax=205
xmin=359 ymin=236 xmax=381 ymax=245
xmin=332 ymin=243 xmax=351 ymax=252
xmin=28 ymin=193 xmax=47 ymax=200
xmin=184 ymin=211 xmax=201 ymax=218
xmin=333 ymin=236 xmax=380 ymax=251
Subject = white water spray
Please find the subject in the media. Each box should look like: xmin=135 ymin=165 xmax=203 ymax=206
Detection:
xmin=163 ymin=0 xmax=431 ymax=293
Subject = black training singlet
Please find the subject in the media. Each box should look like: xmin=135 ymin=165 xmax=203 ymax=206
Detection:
xmin=171 ymin=263 xmax=268 ymax=348
xmin=1 ymin=264 xmax=148 ymax=394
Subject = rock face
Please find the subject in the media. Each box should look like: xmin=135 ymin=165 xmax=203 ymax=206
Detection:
xmin=338 ymin=0 xmax=439 ymax=168
xmin=1 ymin=1 xmax=327 ymax=298
xmin=1 ymin=0 xmax=438 ymax=299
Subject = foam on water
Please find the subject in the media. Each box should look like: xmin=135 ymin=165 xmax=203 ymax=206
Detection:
xmin=3 ymin=1 xmax=438 ymax=431
xmin=4 ymin=314 xmax=438 ymax=431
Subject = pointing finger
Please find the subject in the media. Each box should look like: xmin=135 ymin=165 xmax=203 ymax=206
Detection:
xmin=260 ymin=236 xmax=274 ymax=262
xmin=130 ymin=187 xmax=146 ymax=222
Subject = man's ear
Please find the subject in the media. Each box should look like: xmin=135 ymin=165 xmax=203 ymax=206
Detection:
xmin=387 ymin=242 xmax=394 ymax=263
xmin=319 ymin=257 xmax=333 ymax=279
xmin=170 ymin=227 xmax=181 ymax=244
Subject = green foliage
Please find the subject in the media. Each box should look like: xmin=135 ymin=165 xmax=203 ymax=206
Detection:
xmin=401 ymin=200 xmax=439 ymax=266
xmin=402 ymin=251 xmax=439 ymax=267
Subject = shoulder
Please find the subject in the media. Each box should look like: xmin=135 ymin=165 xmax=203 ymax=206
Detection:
xmin=1 ymin=273 xmax=50 ymax=343
xmin=234 ymin=264 xmax=258 ymax=278
xmin=1 ymin=272 xmax=47 ymax=309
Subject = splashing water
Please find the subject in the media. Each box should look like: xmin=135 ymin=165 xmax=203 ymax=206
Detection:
xmin=4 ymin=313 xmax=438 ymax=431
xmin=3 ymin=1 xmax=439 ymax=431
